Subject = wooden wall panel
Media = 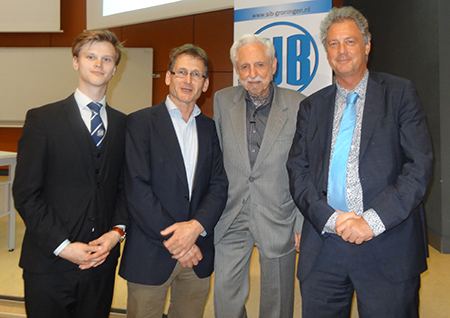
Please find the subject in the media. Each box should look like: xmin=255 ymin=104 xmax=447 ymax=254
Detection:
xmin=121 ymin=16 xmax=194 ymax=72
xmin=194 ymin=9 xmax=234 ymax=72
xmin=0 ymin=33 xmax=51 ymax=47
xmin=198 ymin=72 xmax=234 ymax=118
xmin=333 ymin=0 xmax=344 ymax=7
xmin=152 ymin=71 xmax=170 ymax=107
xmin=0 ymin=128 xmax=22 ymax=152
xmin=51 ymin=0 xmax=87 ymax=47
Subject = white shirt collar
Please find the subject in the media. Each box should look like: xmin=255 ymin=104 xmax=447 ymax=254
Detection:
xmin=74 ymin=88 xmax=107 ymax=110
xmin=165 ymin=95 xmax=201 ymax=120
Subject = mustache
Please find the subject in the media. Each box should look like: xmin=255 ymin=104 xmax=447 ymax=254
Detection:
xmin=245 ymin=76 xmax=265 ymax=84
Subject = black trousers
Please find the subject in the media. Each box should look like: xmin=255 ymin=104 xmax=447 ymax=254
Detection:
xmin=23 ymin=261 xmax=117 ymax=318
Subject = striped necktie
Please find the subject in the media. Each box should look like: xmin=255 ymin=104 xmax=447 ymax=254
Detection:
xmin=87 ymin=102 xmax=105 ymax=148
xmin=328 ymin=93 xmax=358 ymax=211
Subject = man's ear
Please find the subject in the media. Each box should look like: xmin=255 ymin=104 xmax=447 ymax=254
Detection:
xmin=165 ymin=70 xmax=172 ymax=86
xmin=271 ymin=57 xmax=278 ymax=75
xmin=73 ymin=56 xmax=79 ymax=71
xmin=202 ymin=78 xmax=210 ymax=93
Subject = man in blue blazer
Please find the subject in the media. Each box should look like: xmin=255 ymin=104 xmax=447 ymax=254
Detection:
xmin=119 ymin=44 xmax=228 ymax=318
xmin=287 ymin=7 xmax=432 ymax=318
xmin=13 ymin=30 xmax=129 ymax=318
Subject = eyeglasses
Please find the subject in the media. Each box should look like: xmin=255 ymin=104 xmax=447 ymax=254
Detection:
xmin=170 ymin=69 xmax=206 ymax=80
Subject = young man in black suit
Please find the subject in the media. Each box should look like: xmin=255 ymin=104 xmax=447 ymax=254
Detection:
xmin=13 ymin=30 xmax=129 ymax=318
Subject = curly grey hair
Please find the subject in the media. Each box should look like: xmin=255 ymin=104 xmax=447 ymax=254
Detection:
xmin=320 ymin=6 xmax=371 ymax=48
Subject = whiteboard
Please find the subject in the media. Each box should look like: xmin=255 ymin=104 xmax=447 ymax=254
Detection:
xmin=0 ymin=47 xmax=153 ymax=126
xmin=0 ymin=0 xmax=60 ymax=32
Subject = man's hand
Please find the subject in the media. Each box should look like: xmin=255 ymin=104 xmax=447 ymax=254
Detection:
xmin=79 ymin=230 xmax=121 ymax=270
xmin=294 ymin=233 xmax=301 ymax=252
xmin=58 ymin=242 xmax=102 ymax=269
xmin=335 ymin=211 xmax=374 ymax=244
xmin=178 ymin=244 xmax=203 ymax=268
xmin=335 ymin=210 xmax=359 ymax=228
xmin=160 ymin=220 xmax=204 ymax=259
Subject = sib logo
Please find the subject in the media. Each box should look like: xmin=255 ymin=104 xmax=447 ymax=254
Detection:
xmin=255 ymin=22 xmax=319 ymax=92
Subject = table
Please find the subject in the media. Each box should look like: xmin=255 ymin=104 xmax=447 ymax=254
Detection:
xmin=0 ymin=151 xmax=17 ymax=251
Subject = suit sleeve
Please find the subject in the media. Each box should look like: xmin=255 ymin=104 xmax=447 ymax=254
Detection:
xmin=287 ymin=100 xmax=335 ymax=234
xmin=12 ymin=109 xmax=71 ymax=257
xmin=111 ymin=163 xmax=130 ymax=228
xmin=367 ymin=80 xmax=433 ymax=231
xmin=124 ymin=112 xmax=178 ymax=243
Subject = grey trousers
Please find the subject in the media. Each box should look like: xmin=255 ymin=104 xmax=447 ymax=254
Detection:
xmin=214 ymin=207 xmax=296 ymax=318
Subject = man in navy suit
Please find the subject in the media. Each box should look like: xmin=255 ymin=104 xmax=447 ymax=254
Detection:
xmin=13 ymin=30 xmax=129 ymax=318
xmin=287 ymin=7 xmax=432 ymax=318
xmin=119 ymin=44 xmax=228 ymax=318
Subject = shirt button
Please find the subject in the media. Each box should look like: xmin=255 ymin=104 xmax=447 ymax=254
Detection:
xmin=251 ymin=149 xmax=255 ymax=153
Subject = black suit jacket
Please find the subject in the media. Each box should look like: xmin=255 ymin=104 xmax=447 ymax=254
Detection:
xmin=119 ymin=102 xmax=228 ymax=285
xmin=287 ymin=71 xmax=433 ymax=282
xmin=13 ymin=94 xmax=129 ymax=273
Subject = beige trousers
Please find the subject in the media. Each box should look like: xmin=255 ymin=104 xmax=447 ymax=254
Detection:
xmin=126 ymin=262 xmax=211 ymax=318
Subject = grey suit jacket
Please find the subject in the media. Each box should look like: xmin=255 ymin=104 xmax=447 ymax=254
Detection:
xmin=213 ymin=84 xmax=305 ymax=258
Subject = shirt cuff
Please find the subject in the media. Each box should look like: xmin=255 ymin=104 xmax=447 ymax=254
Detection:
xmin=322 ymin=211 xmax=339 ymax=234
xmin=362 ymin=208 xmax=386 ymax=237
xmin=112 ymin=225 xmax=126 ymax=231
xmin=54 ymin=239 xmax=71 ymax=256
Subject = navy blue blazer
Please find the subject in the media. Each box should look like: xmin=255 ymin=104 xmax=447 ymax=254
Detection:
xmin=119 ymin=102 xmax=228 ymax=285
xmin=287 ymin=71 xmax=433 ymax=283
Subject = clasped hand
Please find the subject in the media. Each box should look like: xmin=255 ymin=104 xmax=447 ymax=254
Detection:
xmin=160 ymin=220 xmax=204 ymax=268
xmin=59 ymin=230 xmax=121 ymax=270
xmin=335 ymin=211 xmax=374 ymax=244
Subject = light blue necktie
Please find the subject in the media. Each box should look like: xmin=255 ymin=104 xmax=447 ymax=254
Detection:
xmin=328 ymin=93 xmax=358 ymax=211
xmin=87 ymin=102 xmax=105 ymax=148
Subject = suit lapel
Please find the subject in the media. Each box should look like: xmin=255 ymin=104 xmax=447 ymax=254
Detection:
xmin=315 ymin=86 xmax=336 ymax=189
xmin=251 ymin=86 xmax=287 ymax=172
xmin=102 ymin=104 xmax=117 ymax=154
xmin=153 ymin=103 xmax=189 ymax=187
xmin=229 ymin=87 xmax=252 ymax=173
xmin=64 ymin=95 xmax=95 ymax=169
xmin=193 ymin=114 xmax=207 ymax=189
xmin=360 ymin=73 xmax=384 ymax=158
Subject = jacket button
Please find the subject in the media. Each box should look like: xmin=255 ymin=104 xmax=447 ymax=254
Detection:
xmin=88 ymin=217 xmax=94 ymax=222
xmin=249 ymin=177 xmax=254 ymax=182
xmin=184 ymin=196 xmax=189 ymax=200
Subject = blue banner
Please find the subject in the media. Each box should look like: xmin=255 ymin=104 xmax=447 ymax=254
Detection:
xmin=235 ymin=1 xmax=331 ymax=23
